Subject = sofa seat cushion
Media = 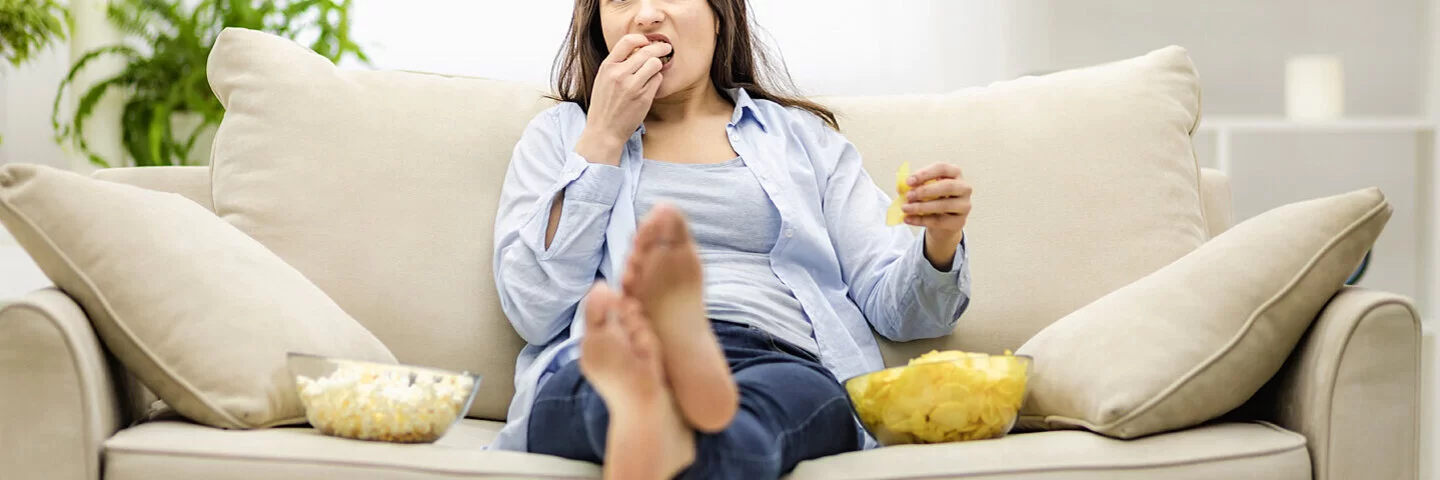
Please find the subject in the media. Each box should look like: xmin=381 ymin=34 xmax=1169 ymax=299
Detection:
xmin=104 ymin=421 xmax=1304 ymax=480
xmin=787 ymin=422 xmax=1309 ymax=480
xmin=104 ymin=420 xmax=598 ymax=480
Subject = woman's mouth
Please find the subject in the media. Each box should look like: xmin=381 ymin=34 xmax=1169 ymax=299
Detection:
xmin=644 ymin=34 xmax=674 ymax=66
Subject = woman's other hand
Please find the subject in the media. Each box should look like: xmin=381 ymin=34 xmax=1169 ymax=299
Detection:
xmin=901 ymin=163 xmax=971 ymax=270
xmin=574 ymin=34 xmax=672 ymax=166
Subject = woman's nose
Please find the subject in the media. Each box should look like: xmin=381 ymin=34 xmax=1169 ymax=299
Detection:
xmin=634 ymin=0 xmax=664 ymax=26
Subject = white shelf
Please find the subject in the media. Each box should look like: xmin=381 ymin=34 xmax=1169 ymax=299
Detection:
xmin=1198 ymin=116 xmax=1435 ymax=133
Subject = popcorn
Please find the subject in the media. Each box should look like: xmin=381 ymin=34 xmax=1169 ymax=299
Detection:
xmin=847 ymin=350 xmax=1029 ymax=444
xmin=296 ymin=361 xmax=476 ymax=443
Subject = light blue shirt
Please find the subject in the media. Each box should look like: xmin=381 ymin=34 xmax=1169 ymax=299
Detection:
xmin=489 ymin=88 xmax=971 ymax=451
xmin=635 ymin=156 xmax=817 ymax=354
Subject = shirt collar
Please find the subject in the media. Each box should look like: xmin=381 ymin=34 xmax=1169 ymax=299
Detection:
xmin=635 ymin=87 xmax=767 ymax=136
xmin=727 ymin=87 xmax=768 ymax=133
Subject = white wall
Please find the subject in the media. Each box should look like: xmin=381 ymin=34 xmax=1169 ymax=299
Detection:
xmin=0 ymin=45 xmax=70 ymax=169
xmin=343 ymin=0 xmax=1001 ymax=97
xmin=1011 ymin=0 xmax=1431 ymax=116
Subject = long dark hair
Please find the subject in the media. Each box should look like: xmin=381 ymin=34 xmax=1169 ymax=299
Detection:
xmin=552 ymin=0 xmax=839 ymax=130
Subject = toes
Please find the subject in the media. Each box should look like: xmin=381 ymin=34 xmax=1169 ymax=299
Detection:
xmin=583 ymin=283 xmax=620 ymax=331
xmin=634 ymin=208 xmax=663 ymax=254
xmin=631 ymin=326 xmax=661 ymax=361
xmin=651 ymin=204 xmax=692 ymax=246
xmin=618 ymin=298 xmax=647 ymax=335
xmin=623 ymin=255 xmax=642 ymax=293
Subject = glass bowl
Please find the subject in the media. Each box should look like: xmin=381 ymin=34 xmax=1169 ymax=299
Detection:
xmin=844 ymin=351 xmax=1031 ymax=445
xmin=286 ymin=353 xmax=481 ymax=444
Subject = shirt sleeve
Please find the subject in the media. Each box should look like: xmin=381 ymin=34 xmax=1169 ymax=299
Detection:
xmin=810 ymin=118 xmax=971 ymax=342
xmin=493 ymin=106 xmax=622 ymax=345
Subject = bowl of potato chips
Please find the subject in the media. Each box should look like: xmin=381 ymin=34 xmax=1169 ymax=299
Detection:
xmin=845 ymin=350 xmax=1031 ymax=445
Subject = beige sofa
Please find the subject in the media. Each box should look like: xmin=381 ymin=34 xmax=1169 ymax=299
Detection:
xmin=0 ymin=31 xmax=1421 ymax=480
xmin=1 ymin=166 xmax=1421 ymax=480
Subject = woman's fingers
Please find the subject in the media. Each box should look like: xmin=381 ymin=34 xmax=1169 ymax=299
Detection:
xmin=907 ymin=178 xmax=972 ymax=202
xmin=641 ymin=72 xmax=664 ymax=96
xmin=904 ymin=214 xmax=963 ymax=229
xmin=902 ymin=197 xmax=971 ymax=216
xmin=628 ymin=57 xmax=664 ymax=89
xmin=908 ymin=162 xmax=964 ymax=188
xmin=604 ymin=34 xmax=652 ymax=64
xmin=619 ymin=42 xmax=672 ymax=74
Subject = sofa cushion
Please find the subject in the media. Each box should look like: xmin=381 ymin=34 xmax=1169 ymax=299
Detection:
xmin=0 ymin=164 xmax=396 ymax=429
xmin=104 ymin=420 xmax=1303 ymax=480
xmin=206 ymin=28 xmax=551 ymax=420
xmin=1016 ymin=188 xmax=1390 ymax=438
xmin=103 ymin=420 xmax=599 ymax=480
xmin=825 ymin=46 xmax=1208 ymax=364
xmin=792 ymin=422 xmax=1307 ymax=480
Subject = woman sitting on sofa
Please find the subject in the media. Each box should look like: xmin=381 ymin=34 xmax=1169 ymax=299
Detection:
xmin=490 ymin=0 xmax=974 ymax=478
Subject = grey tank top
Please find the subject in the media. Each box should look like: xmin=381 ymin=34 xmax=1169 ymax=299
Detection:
xmin=633 ymin=157 xmax=817 ymax=353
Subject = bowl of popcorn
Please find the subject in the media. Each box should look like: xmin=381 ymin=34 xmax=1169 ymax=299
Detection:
xmin=845 ymin=350 xmax=1031 ymax=445
xmin=287 ymin=353 xmax=480 ymax=444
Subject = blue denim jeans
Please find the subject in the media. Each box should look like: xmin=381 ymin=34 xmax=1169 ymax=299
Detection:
xmin=527 ymin=321 xmax=861 ymax=479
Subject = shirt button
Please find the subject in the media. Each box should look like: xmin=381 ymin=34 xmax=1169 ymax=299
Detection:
xmin=784 ymin=229 xmax=795 ymax=238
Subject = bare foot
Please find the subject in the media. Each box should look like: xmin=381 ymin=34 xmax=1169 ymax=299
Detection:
xmin=623 ymin=204 xmax=739 ymax=433
xmin=580 ymin=284 xmax=694 ymax=480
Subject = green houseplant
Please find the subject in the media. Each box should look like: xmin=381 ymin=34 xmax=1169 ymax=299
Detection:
xmin=1 ymin=0 xmax=70 ymax=146
xmin=0 ymin=0 xmax=69 ymax=67
xmin=52 ymin=0 xmax=368 ymax=167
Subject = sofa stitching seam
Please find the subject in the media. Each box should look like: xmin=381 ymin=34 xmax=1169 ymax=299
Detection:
xmin=102 ymin=445 xmax=595 ymax=479
xmin=865 ymin=429 xmax=1308 ymax=480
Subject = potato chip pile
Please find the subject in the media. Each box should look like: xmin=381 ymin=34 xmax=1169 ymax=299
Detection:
xmin=847 ymin=350 xmax=1030 ymax=444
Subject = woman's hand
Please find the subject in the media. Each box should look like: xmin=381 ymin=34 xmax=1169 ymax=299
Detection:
xmin=574 ymin=34 xmax=672 ymax=166
xmin=901 ymin=163 xmax=972 ymax=270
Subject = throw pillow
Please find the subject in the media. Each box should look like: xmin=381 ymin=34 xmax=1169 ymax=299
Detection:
xmin=1015 ymin=187 xmax=1390 ymax=438
xmin=0 ymin=164 xmax=396 ymax=429
xmin=825 ymin=46 xmax=1210 ymax=363
xmin=205 ymin=27 xmax=549 ymax=420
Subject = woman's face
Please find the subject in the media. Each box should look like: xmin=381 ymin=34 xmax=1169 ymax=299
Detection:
xmin=598 ymin=0 xmax=718 ymax=99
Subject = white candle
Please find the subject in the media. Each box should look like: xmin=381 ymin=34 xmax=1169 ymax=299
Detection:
xmin=1285 ymin=55 xmax=1346 ymax=121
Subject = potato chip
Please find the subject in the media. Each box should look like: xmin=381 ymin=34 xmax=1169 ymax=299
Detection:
xmin=886 ymin=162 xmax=913 ymax=226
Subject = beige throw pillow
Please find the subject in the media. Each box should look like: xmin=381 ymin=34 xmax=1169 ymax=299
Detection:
xmin=0 ymin=164 xmax=396 ymax=429
xmin=206 ymin=27 xmax=549 ymax=420
xmin=825 ymin=46 xmax=1209 ymax=364
xmin=1015 ymin=188 xmax=1391 ymax=438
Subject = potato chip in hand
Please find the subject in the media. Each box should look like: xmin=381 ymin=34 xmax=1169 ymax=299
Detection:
xmin=886 ymin=162 xmax=911 ymax=226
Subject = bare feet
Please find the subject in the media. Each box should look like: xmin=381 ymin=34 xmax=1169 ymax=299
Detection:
xmin=580 ymin=284 xmax=694 ymax=480
xmin=623 ymin=204 xmax=739 ymax=433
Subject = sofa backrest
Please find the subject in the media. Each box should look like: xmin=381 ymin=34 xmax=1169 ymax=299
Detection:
xmin=824 ymin=47 xmax=1208 ymax=364
xmin=94 ymin=29 xmax=1209 ymax=422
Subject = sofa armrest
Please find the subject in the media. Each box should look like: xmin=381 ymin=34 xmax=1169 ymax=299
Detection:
xmin=1272 ymin=287 xmax=1421 ymax=480
xmin=0 ymin=288 xmax=125 ymax=480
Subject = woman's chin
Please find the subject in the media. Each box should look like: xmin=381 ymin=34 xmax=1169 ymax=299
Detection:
xmin=654 ymin=82 xmax=676 ymax=100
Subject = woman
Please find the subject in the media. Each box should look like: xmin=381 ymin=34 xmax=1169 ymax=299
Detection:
xmin=490 ymin=0 xmax=973 ymax=478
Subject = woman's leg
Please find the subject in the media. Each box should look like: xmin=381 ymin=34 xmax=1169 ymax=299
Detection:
xmin=528 ymin=284 xmax=695 ymax=480
xmin=677 ymin=326 xmax=861 ymax=479
xmin=624 ymin=204 xmax=739 ymax=432
xmin=533 ymin=320 xmax=860 ymax=480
